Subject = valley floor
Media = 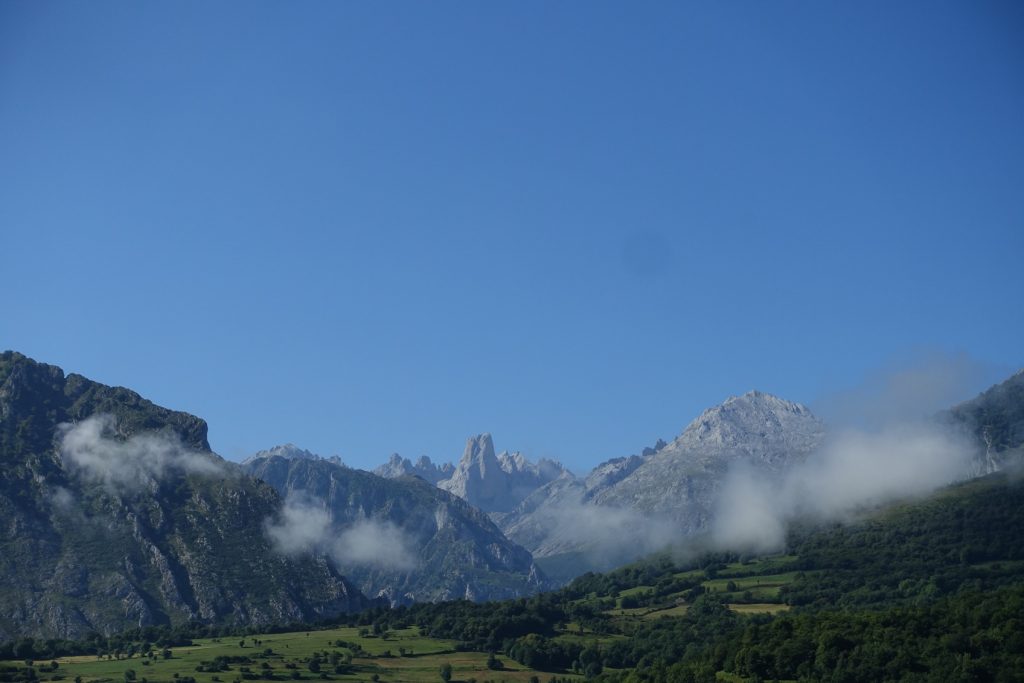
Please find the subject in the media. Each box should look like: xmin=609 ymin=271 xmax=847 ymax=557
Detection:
xmin=2 ymin=626 xmax=580 ymax=683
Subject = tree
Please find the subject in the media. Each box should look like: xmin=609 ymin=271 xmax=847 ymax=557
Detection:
xmin=440 ymin=663 xmax=452 ymax=683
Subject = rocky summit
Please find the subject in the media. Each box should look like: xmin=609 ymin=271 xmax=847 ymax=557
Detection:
xmin=436 ymin=433 xmax=569 ymax=513
xmin=591 ymin=391 xmax=826 ymax=520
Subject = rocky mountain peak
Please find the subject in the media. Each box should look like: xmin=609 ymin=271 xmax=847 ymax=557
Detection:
xmin=244 ymin=444 xmax=346 ymax=468
xmin=416 ymin=454 xmax=451 ymax=475
xmin=498 ymin=450 xmax=528 ymax=474
xmin=245 ymin=443 xmax=320 ymax=464
xmin=374 ymin=452 xmax=452 ymax=484
xmin=669 ymin=390 xmax=824 ymax=463
xmin=582 ymin=390 xmax=826 ymax=546
xmin=463 ymin=433 xmax=498 ymax=468
xmin=437 ymin=434 xmax=564 ymax=513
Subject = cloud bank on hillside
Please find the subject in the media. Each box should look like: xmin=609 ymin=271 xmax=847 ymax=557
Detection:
xmin=713 ymin=414 xmax=977 ymax=552
xmin=59 ymin=414 xmax=224 ymax=491
xmin=265 ymin=493 xmax=417 ymax=571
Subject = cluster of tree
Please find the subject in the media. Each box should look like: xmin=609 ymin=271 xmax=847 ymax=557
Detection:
xmin=505 ymin=634 xmax=611 ymax=676
xmin=593 ymin=584 xmax=1024 ymax=682
xmin=194 ymin=655 xmax=253 ymax=672
xmin=388 ymin=594 xmax=574 ymax=652
xmin=507 ymin=634 xmax=582 ymax=671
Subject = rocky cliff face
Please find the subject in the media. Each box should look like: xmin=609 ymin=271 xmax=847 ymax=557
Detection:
xmin=245 ymin=451 xmax=548 ymax=604
xmin=436 ymin=434 xmax=568 ymax=513
xmin=0 ymin=351 xmax=371 ymax=641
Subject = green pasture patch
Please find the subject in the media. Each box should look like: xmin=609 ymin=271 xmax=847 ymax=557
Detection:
xmin=703 ymin=571 xmax=801 ymax=594
xmin=727 ymin=603 xmax=791 ymax=615
xmin=641 ymin=605 xmax=688 ymax=620
xmin=5 ymin=626 xmax=472 ymax=683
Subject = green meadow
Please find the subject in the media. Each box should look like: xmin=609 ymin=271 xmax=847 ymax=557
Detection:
xmin=4 ymin=627 xmax=577 ymax=683
xmin=601 ymin=555 xmax=800 ymax=621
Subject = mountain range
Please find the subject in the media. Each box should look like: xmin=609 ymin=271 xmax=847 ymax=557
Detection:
xmin=375 ymin=377 xmax=1024 ymax=580
xmin=2 ymin=348 xmax=1021 ymax=641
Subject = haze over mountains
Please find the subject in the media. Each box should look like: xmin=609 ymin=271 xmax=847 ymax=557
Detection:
xmin=1 ymin=349 xmax=1022 ymax=640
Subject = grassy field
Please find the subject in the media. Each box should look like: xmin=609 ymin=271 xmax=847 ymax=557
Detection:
xmin=700 ymin=573 xmax=796 ymax=602
xmin=726 ymin=603 xmax=790 ymax=615
xmin=2 ymin=627 xmax=577 ymax=683
xmin=597 ymin=555 xmax=802 ymax=625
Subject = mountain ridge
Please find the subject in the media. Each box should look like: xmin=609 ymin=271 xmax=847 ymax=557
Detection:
xmin=243 ymin=449 xmax=550 ymax=604
xmin=0 ymin=351 xmax=373 ymax=641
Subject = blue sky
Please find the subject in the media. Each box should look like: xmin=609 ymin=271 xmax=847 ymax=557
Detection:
xmin=2 ymin=2 xmax=1022 ymax=470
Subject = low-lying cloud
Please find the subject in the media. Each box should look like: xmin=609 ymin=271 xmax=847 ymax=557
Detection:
xmin=814 ymin=351 xmax=1000 ymax=430
xmin=59 ymin=414 xmax=225 ymax=491
xmin=519 ymin=499 xmax=681 ymax=572
xmin=337 ymin=518 xmax=418 ymax=570
xmin=265 ymin=494 xmax=417 ymax=571
xmin=712 ymin=422 xmax=976 ymax=553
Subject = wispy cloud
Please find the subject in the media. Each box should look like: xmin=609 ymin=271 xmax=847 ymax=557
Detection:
xmin=520 ymin=499 xmax=680 ymax=570
xmin=59 ymin=414 xmax=225 ymax=491
xmin=813 ymin=350 xmax=999 ymax=429
xmin=265 ymin=494 xmax=417 ymax=571
xmin=706 ymin=354 xmax=997 ymax=554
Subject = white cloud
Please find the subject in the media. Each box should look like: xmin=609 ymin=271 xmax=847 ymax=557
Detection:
xmin=712 ymin=422 xmax=975 ymax=553
xmin=59 ymin=414 xmax=225 ymax=491
xmin=265 ymin=493 xmax=417 ymax=571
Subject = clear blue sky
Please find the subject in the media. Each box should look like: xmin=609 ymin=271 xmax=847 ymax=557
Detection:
xmin=2 ymin=2 xmax=1022 ymax=470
